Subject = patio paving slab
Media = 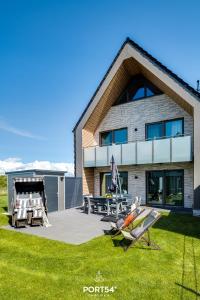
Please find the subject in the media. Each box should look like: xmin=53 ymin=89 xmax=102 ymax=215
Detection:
xmin=2 ymin=208 xmax=110 ymax=245
xmin=1 ymin=206 xmax=170 ymax=245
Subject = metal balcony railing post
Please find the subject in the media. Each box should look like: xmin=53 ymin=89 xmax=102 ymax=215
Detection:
xmin=95 ymin=146 xmax=96 ymax=167
xmin=120 ymin=144 xmax=122 ymax=165
xmin=136 ymin=141 xmax=138 ymax=165
xmin=170 ymin=138 xmax=172 ymax=162
xmin=152 ymin=140 xmax=154 ymax=163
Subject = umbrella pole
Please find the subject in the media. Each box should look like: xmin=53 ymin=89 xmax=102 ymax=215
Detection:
xmin=116 ymin=166 xmax=122 ymax=197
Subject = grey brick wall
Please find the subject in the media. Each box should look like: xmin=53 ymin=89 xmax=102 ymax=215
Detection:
xmin=94 ymin=94 xmax=193 ymax=143
xmin=94 ymin=163 xmax=193 ymax=208
xmin=93 ymin=94 xmax=194 ymax=208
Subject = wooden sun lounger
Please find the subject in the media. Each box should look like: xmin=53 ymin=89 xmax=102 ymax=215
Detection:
xmin=110 ymin=207 xmax=150 ymax=238
xmin=121 ymin=210 xmax=161 ymax=251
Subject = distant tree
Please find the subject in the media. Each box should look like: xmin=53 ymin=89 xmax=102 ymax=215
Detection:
xmin=0 ymin=176 xmax=7 ymax=189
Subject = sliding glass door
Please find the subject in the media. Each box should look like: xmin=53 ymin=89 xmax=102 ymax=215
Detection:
xmin=146 ymin=171 xmax=164 ymax=205
xmin=165 ymin=171 xmax=184 ymax=206
xmin=147 ymin=170 xmax=184 ymax=206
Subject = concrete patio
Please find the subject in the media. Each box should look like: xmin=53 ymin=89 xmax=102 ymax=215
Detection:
xmin=2 ymin=206 xmax=169 ymax=245
xmin=3 ymin=208 xmax=110 ymax=245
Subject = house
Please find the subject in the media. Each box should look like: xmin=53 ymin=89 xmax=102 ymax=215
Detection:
xmin=73 ymin=37 xmax=200 ymax=215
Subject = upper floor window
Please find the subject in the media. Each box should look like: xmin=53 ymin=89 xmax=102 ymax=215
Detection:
xmin=100 ymin=128 xmax=127 ymax=146
xmin=114 ymin=75 xmax=162 ymax=105
xmin=131 ymin=82 xmax=156 ymax=101
xmin=146 ymin=118 xmax=184 ymax=140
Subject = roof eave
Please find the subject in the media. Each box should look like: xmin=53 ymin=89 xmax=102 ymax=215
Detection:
xmin=73 ymin=37 xmax=200 ymax=132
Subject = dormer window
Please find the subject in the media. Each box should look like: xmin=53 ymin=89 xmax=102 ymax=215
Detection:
xmin=114 ymin=75 xmax=162 ymax=105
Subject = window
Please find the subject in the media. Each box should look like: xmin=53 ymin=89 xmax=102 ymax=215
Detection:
xmin=146 ymin=122 xmax=164 ymax=140
xmin=114 ymin=75 xmax=162 ymax=105
xmin=165 ymin=119 xmax=183 ymax=137
xmin=146 ymin=119 xmax=184 ymax=140
xmin=113 ymin=128 xmax=127 ymax=144
xmin=146 ymin=170 xmax=184 ymax=206
xmin=100 ymin=171 xmax=128 ymax=195
xmin=132 ymin=87 xmax=145 ymax=100
xmin=101 ymin=131 xmax=112 ymax=146
xmin=100 ymin=128 xmax=127 ymax=146
xmin=131 ymin=85 xmax=156 ymax=101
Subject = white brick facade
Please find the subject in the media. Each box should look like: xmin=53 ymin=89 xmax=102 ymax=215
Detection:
xmin=93 ymin=94 xmax=194 ymax=208
xmin=94 ymin=94 xmax=193 ymax=143
xmin=94 ymin=163 xmax=193 ymax=208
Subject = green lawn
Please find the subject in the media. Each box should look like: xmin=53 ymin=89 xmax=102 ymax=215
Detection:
xmin=0 ymin=195 xmax=200 ymax=300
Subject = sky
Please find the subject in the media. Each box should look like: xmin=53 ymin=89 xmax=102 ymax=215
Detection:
xmin=0 ymin=0 xmax=200 ymax=172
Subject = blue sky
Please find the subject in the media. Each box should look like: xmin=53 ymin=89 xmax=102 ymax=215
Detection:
xmin=0 ymin=0 xmax=200 ymax=165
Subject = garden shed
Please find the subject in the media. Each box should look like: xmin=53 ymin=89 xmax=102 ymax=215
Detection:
xmin=6 ymin=169 xmax=82 ymax=214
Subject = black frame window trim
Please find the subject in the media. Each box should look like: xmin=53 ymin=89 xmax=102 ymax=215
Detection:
xmin=100 ymin=127 xmax=128 ymax=146
xmin=146 ymin=169 xmax=184 ymax=207
xmin=100 ymin=171 xmax=128 ymax=195
xmin=145 ymin=118 xmax=184 ymax=140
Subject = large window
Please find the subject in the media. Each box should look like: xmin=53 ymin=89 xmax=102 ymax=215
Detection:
xmin=114 ymin=75 xmax=162 ymax=105
xmin=100 ymin=171 xmax=128 ymax=195
xmin=100 ymin=128 xmax=127 ymax=146
xmin=146 ymin=118 xmax=184 ymax=140
xmin=146 ymin=170 xmax=184 ymax=206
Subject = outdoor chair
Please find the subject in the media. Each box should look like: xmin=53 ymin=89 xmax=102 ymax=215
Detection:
xmin=83 ymin=195 xmax=93 ymax=214
xmin=29 ymin=193 xmax=44 ymax=226
xmin=111 ymin=196 xmax=141 ymax=220
xmin=95 ymin=200 xmax=107 ymax=214
xmin=110 ymin=206 xmax=146 ymax=238
xmin=121 ymin=210 xmax=161 ymax=251
xmin=121 ymin=196 xmax=141 ymax=212
xmin=12 ymin=195 xmax=30 ymax=227
xmin=15 ymin=208 xmax=28 ymax=228
xmin=31 ymin=208 xmax=43 ymax=226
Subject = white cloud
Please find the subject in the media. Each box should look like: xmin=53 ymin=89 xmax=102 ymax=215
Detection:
xmin=0 ymin=158 xmax=74 ymax=176
xmin=0 ymin=118 xmax=45 ymax=140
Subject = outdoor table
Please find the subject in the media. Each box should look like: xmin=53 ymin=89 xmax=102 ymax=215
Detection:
xmin=108 ymin=198 xmax=123 ymax=217
xmin=87 ymin=196 xmax=123 ymax=217
xmin=86 ymin=197 xmax=107 ymax=214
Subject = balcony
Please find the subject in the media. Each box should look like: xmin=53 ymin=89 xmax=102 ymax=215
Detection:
xmin=83 ymin=136 xmax=192 ymax=167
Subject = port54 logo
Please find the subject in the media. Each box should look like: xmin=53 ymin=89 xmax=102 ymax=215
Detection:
xmin=83 ymin=271 xmax=117 ymax=296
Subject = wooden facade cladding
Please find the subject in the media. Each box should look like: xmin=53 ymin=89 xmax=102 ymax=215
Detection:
xmin=82 ymin=167 xmax=94 ymax=195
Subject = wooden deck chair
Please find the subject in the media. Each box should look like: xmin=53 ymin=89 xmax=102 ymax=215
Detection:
xmin=110 ymin=206 xmax=147 ymax=238
xmin=15 ymin=203 xmax=28 ymax=228
xmin=30 ymin=194 xmax=43 ymax=226
xmin=12 ymin=196 xmax=29 ymax=227
xmin=121 ymin=210 xmax=161 ymax=251
xmin=31 ymin=208 xmax=43 ymax=226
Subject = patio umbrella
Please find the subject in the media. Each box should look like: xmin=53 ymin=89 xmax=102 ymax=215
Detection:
xmin=109 ymin=155 xmax=118 ymax=193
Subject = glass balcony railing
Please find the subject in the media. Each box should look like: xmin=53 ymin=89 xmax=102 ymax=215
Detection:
xmin=83 ymin=135 xmax=192 ymax=167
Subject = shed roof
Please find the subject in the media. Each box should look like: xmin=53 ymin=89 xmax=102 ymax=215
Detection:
xmin=6 ymin=169 xmax=67 ymax=175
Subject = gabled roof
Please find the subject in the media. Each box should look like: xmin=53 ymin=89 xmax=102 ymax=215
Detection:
xmin=73 ymin=37 xmax=200 ymax=132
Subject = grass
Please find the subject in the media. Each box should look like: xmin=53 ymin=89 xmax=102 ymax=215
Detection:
xmin=0 ymin=195 xmax=200 ymax=299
